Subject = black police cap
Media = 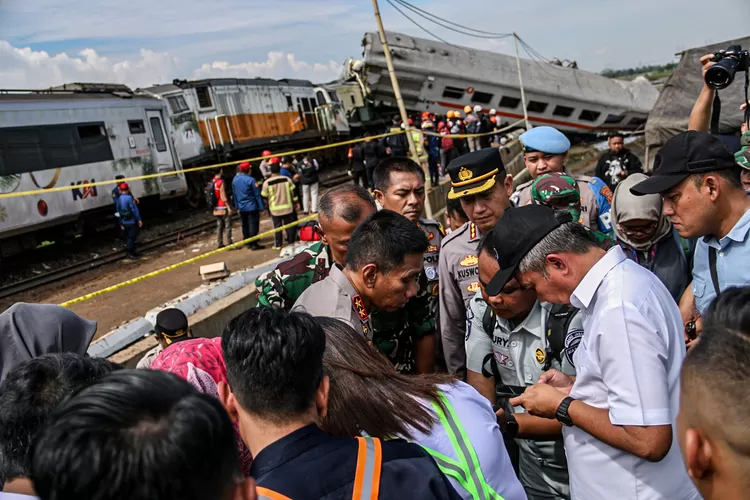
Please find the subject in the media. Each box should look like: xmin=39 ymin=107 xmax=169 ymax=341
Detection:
xmin=447 ymin=148 xmax=506 ymax=200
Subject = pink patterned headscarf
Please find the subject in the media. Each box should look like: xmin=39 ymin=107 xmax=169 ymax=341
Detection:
xmin=150 ymin=337 xmax=252 ymax=476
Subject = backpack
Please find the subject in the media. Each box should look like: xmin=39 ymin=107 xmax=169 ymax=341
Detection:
xmin=205 ymin=181 xmax=218 ymax=209
xmin=480 ymin=302 xmax=578 ymax=382
xmin=441 ymin=136 xmax=454 ymax=150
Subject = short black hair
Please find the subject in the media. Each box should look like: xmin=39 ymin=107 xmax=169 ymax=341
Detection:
xmin=372 ymin=157 xmax=425 ymax=192
xmin=271 ymin=163 xmax=281 ymax=174
xmin=30 ymin=370 xmax=239 ymax=500
xmin=222 ymin=307 xmax=325 ymax=423
xmin=692 ymin=165 xmax=743 ymax=190
xmin=345 ymin=210 xmax=428 ymax=274
xmin=318 ymin=184 xmax=376 ymax=223
xmin=115 ymin=175 xmax=125 ymax=180
xmin=446 ymin=196 xmax=468 ymax=221
xmin=609 ymin=132 xmax=625 ymax=140
xmin=0 ymin=353 xmax=120 ymax=482
xmin=704 ymin=287 xmax=750 ymax=333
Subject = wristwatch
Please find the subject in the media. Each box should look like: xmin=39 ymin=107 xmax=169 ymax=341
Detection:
xmin=555 ymin=397 xmax=575 ymax=427
xmin=504 ymin=413 xmax=519 ymax=439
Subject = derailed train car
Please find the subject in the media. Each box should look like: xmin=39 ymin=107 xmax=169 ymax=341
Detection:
xmin=340 ymin=31 xmax=660 ymax=134
xmin=0 ymin=84 xmax=187 ymax=256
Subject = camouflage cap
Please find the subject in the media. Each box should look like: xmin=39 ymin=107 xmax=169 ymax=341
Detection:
xmin=741 ymin=131 xmax=750 ymax=148
xmin=531 ymin=172 xmax=580 ymax=204
xmin=736 ymin=146 xmax=750 ymax=170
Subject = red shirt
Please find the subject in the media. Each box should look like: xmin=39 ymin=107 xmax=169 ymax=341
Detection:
xmin=213 ymin=178 xmax=226 ymax=209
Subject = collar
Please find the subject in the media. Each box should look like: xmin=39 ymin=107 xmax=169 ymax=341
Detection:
xmin=571 ymin=246 xmax=627 ymax=310
xmin=468 ymin=222 xmax=481 ymax=242
xmin=704 ymin=207 xmax=750 ymax=248
xmin=497 ymin=300 xmax=543 ymax=338
xmin=250 ymin=424 xmax=328 ymax=479
xmin=329 ymin=264 xmax=360 ymax=299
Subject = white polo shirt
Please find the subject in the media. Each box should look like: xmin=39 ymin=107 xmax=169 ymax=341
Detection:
xmin=564 ymin=246 xmax=700 ymax=500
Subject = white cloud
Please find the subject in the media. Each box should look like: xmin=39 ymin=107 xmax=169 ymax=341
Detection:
xmin=193 ymin=52 xmax=341 ymax=82
xmin=0 ymin=41 xmax=342 ymax=90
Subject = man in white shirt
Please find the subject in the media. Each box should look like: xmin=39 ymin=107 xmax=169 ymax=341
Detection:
xmin=481 ymin=204 xmax=700 ymax=500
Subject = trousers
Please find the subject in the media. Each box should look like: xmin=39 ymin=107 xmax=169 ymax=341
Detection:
xmin=240 ymin=210 xmax=260 ymax=248
xmin=122 ymin=224 xmax=138 ymax=256
xmin=428 ymin=156 xmax=440 ymax=185
xmin=215 ymin=211 xmax=233 ymax=247
xmin=271 ymin=213 xmax=297 ymax=248
xmin=352 ymin=170 xmax=368 ymax=189
xmin=301 ymin=183 xmax=319 ymax=213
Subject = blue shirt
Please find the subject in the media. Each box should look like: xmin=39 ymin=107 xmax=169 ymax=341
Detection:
xmin=280 ymin=167 xmax=294 ymax=178
xmin=116 ymin=194 xmax=141 ymax=225
xmin=231 ymin=173 xmax=264 ymax=212
xmin=251 ymin=424 xmax=461 ymax=500
xmin=692 ymin=208 xmax=750 ymax=315
xmin=583 ymin=176 xmax=614 ymax=233
xmin=111 ymin=185 xmax=120 ymax=205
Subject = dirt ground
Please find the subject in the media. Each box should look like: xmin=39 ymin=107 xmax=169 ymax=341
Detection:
xmin=4 ymin=216 xmax=285 ymax=337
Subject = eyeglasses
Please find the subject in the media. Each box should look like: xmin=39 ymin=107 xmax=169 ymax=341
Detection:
xmin=618 ymin=222 xmax=657 ymax=236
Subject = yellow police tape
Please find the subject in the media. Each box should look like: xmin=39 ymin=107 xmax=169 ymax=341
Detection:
xmin=0 ymin=130 xmax=403 ymax=200
xmin=2 ymin=120 xmax=525 ymax=200
xmin=59 ymin=214 xmax=317 ymax=308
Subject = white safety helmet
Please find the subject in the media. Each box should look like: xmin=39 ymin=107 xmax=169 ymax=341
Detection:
xmin=473 ymin=105 xmax=482 ymax=113
xmin=500 ymin=137 xmax=508 ymax=145
xmin=489 ymin=108 xmax=497 ymax=115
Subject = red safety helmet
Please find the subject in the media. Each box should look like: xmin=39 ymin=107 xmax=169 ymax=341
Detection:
xmin=269 ymin=157 xmax=281 ymax=165
xmin=262 ymin=150 xmax=272 ymax=157
xmin=119 ymin=182 xmax=129 ymax=191
xmin=238 ymin=162 xmax=251 ymax=171
xmin=408 ymin=118 xmax=414 ymax=126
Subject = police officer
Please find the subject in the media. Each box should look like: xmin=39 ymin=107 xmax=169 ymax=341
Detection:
xmin=293 ymin=210 xmax=428 ymax=363
xmin=512 ymin=126 xmax=614 ymax=234
xmin=439 ymin=148 xmax=514 ymax=376
xmin=466 ymin=233 xmax=582 ymax=500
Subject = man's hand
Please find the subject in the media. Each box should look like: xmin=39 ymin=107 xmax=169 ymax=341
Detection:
xmin=137 ymin=221 xmax=143 ymax=228
xmin=510 ymin=383 xmax=567 ymax=419
xmin=538 ymin=369 xmax=574 ymax=395
xmin=120 ymin=226 xmax=125 ymax=231
xmin=495 ymin=407 xmax=507 ymax=431
xmin=700 ymin=53 xmax=717 ymax=82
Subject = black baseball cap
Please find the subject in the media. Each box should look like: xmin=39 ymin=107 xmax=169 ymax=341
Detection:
xmin=485 ymin=205 xmax=572 ymax=296
xmin=447 ymin=148 xmax=506 ymax=200
xmin=630 ymin=130 xmax=736 ymax=196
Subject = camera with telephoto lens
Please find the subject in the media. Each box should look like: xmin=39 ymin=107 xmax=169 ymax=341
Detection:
xmin=705 ymin=45 xmax=750 ymax=90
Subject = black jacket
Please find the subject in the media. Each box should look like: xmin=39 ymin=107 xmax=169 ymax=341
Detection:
xmin=299 ymin=159 xmax=320 ymax=185
xmin=595 ymin=148 xmax=643 ymax=190
xmin=362 ymin=141 xmax=385 ymax=169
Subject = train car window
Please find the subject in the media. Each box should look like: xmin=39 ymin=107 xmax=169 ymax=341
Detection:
xmin=301 ymin=98 xmax=312 ymax=113
xmin=0 ymin=128 xmax=45 ymax=175
xmin=43 ymin=126 xmax=79 ymax=169
xmin=285 ymin=95 xmax=293 ymax=109
xmin=579 ymin=109 xmax=601 ymax=122
xmin=128 ymin=120 xmax=146 ymax=134
xmin=329 ymin=91 xmax=340 ymax=103
xmin=442 ymin=86 xmax=464 ymax=100
xmin=195 ymin=86 xmax=213 ymax=109
xmin=316 ymin=90 xmax=327 ymax=107
xmin=553 ymin=105 xmax=574 ymax=117
xmin=149 ymin=118 xmax=168 ymax=152
xmin=167 ymin=96 xmax=189 ymax=114
xmin=604 ymin=114 xmax=625 ymax=124
xmin=627 ymin=117 xmax=647 ymax=126
xmin=498 ymin=96 xmax=520 ymax=109
xmin=77 ymin=123 xmax=114 ymax=165
xmin=471 ymin=91 xmax=493 ymax=104
xmin=527 ymin=101 xmax=548 ymax=113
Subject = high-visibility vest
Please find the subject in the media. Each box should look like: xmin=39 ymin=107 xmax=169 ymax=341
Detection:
xmin=256 ymin=436 xmax=382 ymax=500
xmin=412 ymin=131 xmax=428 ymax=161
xmin=422 ymin=394 xmax=504 ymax=500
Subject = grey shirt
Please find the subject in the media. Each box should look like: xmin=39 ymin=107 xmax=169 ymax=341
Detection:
xmin=466 ymin=293 xmax=583 ymax=500
xmin=293 ymin=264 xmax=372 ymax=339
xmin=438 ymin=221 xmax=482 ymax=375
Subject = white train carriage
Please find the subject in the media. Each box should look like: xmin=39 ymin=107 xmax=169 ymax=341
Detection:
xmin=0 ymin=84 xmax=187 ymax=255
xmin=349 ymin=32 xmax=659 ymax=133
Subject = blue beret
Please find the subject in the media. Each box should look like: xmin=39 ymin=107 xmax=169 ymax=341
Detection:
xmin=520 ymin=126 xmax=571 ymax=154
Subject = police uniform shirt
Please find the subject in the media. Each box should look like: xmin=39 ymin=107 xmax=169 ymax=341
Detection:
xmin=465 ymin=294 xmax=582 ymax=499
xmin=418 ymin=218 xmax=444 ymax=307
xmin=566 ymin=247 xmax=700 ymax=500
xmin=512 ymin=174 xmax=613 ymax=233
xmin=293 ymin=264 xmax=372 ymax=339
xmin=438 ymin=221 xmax=481 ymax=375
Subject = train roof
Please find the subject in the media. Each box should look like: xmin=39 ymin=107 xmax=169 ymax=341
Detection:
xmin=141 ymin=78 xmax=317 ymax=96
xmin=364 ymin=32 xmax=659 ymax=113
xmin=0 ymin=84 xmax=161 ymax=103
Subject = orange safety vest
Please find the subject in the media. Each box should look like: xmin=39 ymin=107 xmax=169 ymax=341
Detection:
xmin=256 ymin=436 xmax=383 ymax=500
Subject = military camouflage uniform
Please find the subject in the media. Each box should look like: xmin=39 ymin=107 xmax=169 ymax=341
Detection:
xmin=255 ymin=240 xmax=436 ymax=374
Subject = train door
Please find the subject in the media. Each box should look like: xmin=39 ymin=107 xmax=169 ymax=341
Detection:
xmin=146 ymin=110 xmax=184 ymax=197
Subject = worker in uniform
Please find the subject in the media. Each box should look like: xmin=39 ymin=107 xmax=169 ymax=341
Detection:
xmin=255 ymin=184 xmax=377 ymax=309
xmin=422 ymin=121 xmax=442 ymax=186
xmin=512 ymin=126 xmax=614 ymax=234
xmin=136 ymin=308 xmax=193 ymax=370
xmin=261 ymin=162 xmax=299 ymax=250
xmin=384 ymin=115 xmax=409 ymax=157
xmin=232 ymin=162 xmax=265 ymax=251
xmin=293 ymin=210 xmax=427 ymax=354
xmin=210 ymin=168 xmax=233 ymax=248
xmin=466 ymin=233 xmax=582 ymax=500
xmin=116 ymin=182 xmax=142 ymax=259
xmin=373 ymin=157 xmax=444 ymax=373
xmin=439 ymin=148 xmax=514 ymax=376
xmin=531 ymin=172 xmax=613 ymax=248
xmin=464 ymin=106 xmax=479 ymax=152
xmin=259 ymin=150 xmax=273 ymax=180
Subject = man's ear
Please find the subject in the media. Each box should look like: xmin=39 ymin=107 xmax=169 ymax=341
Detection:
xmin=684 ymin=427 xmax=714 ymax=481
xmin=316 ymin=375 xmax=330 ymax=419
xmin=218 ymin=381 xmax=239 ymax=425
xmin=373 ymin=189 xmax=385 ymax=206
xmin=545 ymin=253 xmax=569 ymax=274
xmin=362 ymin=263 xmax=379 ymax=289
xmin=561 ymin=152 xmax=569 ymax=165
xmin=315 ymin=225 xmax=328 ymax=246
xmin=703 ymin=175 xmax=721 ymax=201
xmin=503 ymin=174 xmax=514 ymax=197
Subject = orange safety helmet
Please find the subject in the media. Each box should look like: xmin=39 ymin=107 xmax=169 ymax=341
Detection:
xmin=464 ymin=105 xmax=473 ymax=114
xmin=446 ymin=110 xmax=454 ymax=119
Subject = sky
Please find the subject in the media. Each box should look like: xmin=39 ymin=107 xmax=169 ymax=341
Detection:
xmin=0 ymin=0 xmax=748 ymax=89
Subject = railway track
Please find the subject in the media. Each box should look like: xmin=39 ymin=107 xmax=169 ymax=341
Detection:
xmin=0 ymin=171 xmax=354 ymax=300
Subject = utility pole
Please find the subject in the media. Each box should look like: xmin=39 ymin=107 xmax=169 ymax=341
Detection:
xmin=372 ymin=0 xmax=433 ymax=218
xmin=514 ymin=33 xmax=531 ymax=131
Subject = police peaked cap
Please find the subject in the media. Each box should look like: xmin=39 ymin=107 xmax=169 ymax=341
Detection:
xmin=447 ymin=148 xmax=506 ymax=200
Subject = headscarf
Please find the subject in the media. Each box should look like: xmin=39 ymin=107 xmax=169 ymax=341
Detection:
xmin=150 ymin=337 xmax=253 ymax=476
xmin=612 ymin=173 xmax=672 ymax=251
xmin=0 ymin=303 xmax=97 ymax=382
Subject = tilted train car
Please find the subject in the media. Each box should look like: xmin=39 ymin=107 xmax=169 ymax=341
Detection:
xmin=342 ymin=31 xmax=659 ymax=133
xmin=139 ymin=78 xmax=350 ymax=172
xmin=0 ymin=83 xmax=187 ymax=256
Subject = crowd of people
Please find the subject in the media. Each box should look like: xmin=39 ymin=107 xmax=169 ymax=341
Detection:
xmin=3 ymin=54 xmax=750 ymax=500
